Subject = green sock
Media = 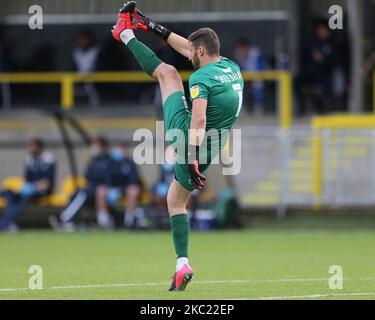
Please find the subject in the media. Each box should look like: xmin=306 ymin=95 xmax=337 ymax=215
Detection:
xmin=127 ymin=38 xmax=162 ymax=77
xmin=170 ymin=214 xmax=190 ymax=258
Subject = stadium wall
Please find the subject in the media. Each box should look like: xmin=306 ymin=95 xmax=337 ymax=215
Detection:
xmin=0 ymin=0 xmax=290 ymax=16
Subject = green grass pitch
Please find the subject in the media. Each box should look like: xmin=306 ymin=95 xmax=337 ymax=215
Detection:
xmin=1 ymin=222 xmax=375 ymax=300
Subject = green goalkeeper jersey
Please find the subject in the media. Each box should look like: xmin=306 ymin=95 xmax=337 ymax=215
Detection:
xmin=162 ymin=57 xmax=243 ymax=190
xmin=188 ymin=56 xmax=244 ymax=131
xmin=187 ymin=57 xmax=244 ymax=163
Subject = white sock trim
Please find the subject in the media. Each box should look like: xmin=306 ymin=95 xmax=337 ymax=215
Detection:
xmin=176 ymin=257 xmax=189 ymax=272
xmin=120 ymin=29 xmax=135 ymax=45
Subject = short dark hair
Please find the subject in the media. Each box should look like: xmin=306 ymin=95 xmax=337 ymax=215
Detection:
xmin=79 ymin=29 xmax=94 ymax=39
xmin=30 ymin=137 xmax=45 ymax=149
xmin=188 ymin=28 xmax=220 ymax=57
xmin=235 ymin=38 xmax=250 ymax=48
xmin=94 ymin=136 xmax=109 ymax=148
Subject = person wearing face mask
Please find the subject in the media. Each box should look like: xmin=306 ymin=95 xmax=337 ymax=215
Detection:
xmin=152 ymin=148 xmax=176 ymax=209
xmin=50 ymin=137 xmax=113 ymax=231
xmin=0 ymin=138 xmax=56 ymax=231
xmin=96 ymin=142 xmax=142 ymax=229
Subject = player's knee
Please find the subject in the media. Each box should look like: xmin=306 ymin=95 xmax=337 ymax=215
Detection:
xmin=157 ymin=63 xmax=180 ymax=82
xmin=167 ymin=193 xmax=186 ymax=214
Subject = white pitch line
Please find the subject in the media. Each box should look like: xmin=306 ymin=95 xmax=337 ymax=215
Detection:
xmin=1 ymin=277 xmax=375 ymax=294
xmin=359 ymin=277 xmax=375 ymax=281
xmin=0 ymin=282 xmax=169 ymax=293
xmin=235 ymin=292 xmax=375 ymax=300
xmin=0 ymin=288 xmax=30 ymax=293
xmin=1 ymin=281 xmax=243 ymax=293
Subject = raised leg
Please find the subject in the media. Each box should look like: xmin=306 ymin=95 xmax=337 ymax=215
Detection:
xmin=152 ymin=63 xmax=185 ymax=105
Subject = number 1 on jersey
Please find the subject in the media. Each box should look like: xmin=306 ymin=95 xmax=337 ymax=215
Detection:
xmin=232 ymin=83 xmax=243 ymax=118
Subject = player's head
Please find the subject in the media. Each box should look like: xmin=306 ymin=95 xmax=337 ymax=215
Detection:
xmin=28 ymin=137 xmax=45 ymax=157
xmin=188 ymin=28 xmax=221 ymax=70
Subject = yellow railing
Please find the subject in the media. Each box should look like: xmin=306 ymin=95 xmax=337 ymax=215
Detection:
xmin=312 ymin=72 xmax=375 ymax=197
xmin=311 ymin=134 xmax=323 ymax=204
xmin=313 ymin=114 xmax=375 ymax=129
xmin=242 ymin=71 xmax=293 ymax=128
xmin=311 ymin=114 xmax=375 ymax=204
xmin=0 ymin=70 xmax=293 ymax=128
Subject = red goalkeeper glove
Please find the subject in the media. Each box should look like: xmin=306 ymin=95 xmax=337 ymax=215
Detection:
xmin=187 ymin=145 xmax=207 ymax=190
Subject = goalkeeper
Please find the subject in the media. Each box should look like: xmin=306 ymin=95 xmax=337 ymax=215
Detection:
xmin=112 ymin=1 xmax=244 ymax=291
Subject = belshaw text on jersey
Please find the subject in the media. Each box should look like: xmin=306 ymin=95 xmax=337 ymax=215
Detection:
xmin=214 ymin=71 xmax=242 ymax=84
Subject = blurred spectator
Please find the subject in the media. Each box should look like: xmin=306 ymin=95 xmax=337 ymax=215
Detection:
xmin=27 ymin=43 xmax=56 ymax=71
xmin=295 ymin=22 xmax=338 ymax=115
xmin=0 ymin=138 xmax=55 ymax=231
xmin=72 ymin=30 xmax=102 ymax=107
xmin=25 ymin=43 xmax=58 ymax=104
xmin=0 ymin=42 xmax=11 ymax=109
xmin=51 ymin=137 xmax=112 ymax=230
xmin=97 ymin=142 xmax=143 ymax=229
xmin=234 ymin=38 xmax=268 ymax=115
xmin=152 ymin=148 xmax=176 ymax=209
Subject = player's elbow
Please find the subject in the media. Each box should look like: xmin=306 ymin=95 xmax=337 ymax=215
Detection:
xmin=193 ymin=115 xmax=206 ymax=129
xmin=198 ymin=117 xmax=206 ymax=129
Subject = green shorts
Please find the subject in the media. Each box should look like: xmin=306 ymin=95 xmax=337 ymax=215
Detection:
xmin=164 ymin=91 xmax=212 ymax=192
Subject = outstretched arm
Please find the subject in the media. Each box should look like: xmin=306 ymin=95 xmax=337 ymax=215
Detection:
xmin=189 ymin=98 xmax=207 ymax=146
xmin=167 ymin=33 xmax=190 ymax=59
xmin=187 ymin=98 xmax=207 ymax=190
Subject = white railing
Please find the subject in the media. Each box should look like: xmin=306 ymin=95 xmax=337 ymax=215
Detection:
xmin=238 ymin=127 xmax=375 ymax=216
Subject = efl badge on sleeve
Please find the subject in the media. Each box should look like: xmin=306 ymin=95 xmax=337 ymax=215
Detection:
xmin=190 ymin=85 xmax=200 ymax=99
